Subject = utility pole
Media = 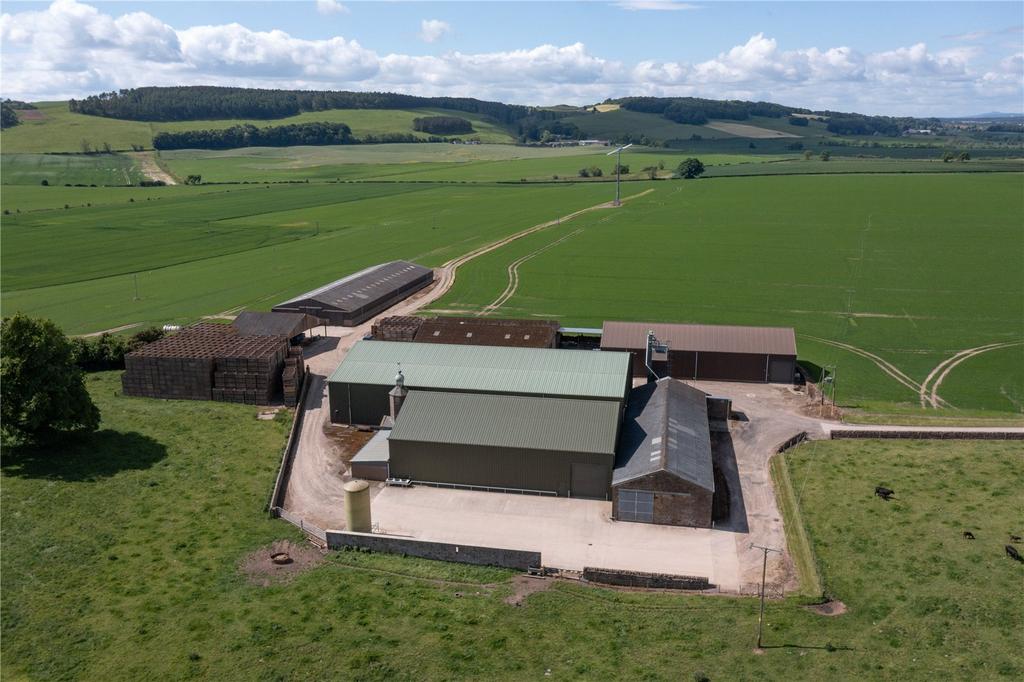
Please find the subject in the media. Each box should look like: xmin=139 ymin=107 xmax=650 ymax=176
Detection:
xmin=605 ymin=143 xmax=633 ymax=206
xmin=751 ymin=543 xmax=781 ymax=650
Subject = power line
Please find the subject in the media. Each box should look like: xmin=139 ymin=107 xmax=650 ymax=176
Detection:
xmin=750 ymin=543 xmax=782 ymax=650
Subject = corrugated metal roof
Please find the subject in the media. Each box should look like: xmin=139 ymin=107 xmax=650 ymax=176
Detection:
xmin=414 ymin=317 xmax=559 ymax=348
xmin=350 ymin=429 xmax=391 ymax=463
xmin=276 ymin=261 xmax=432 ymax=313
xmin=231 ymin=311 xmax=322 ymax=338
xmin=330 ymin=340 xmax=630 ymax=401
xmin=613 ymin=379 xmax=713 ymax=490
xmin=390 ymin=391 xmax=620 ymax=455
xmin=601 ymin=321 xmax=797 ymax=356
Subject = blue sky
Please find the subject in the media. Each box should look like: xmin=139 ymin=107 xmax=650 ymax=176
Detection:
xmin=2 ymin=1 xmax=1022 ymax=115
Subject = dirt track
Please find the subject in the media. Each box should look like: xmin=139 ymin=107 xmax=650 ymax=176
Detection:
xmin=130 ymin=151 xmax=177 ymax=185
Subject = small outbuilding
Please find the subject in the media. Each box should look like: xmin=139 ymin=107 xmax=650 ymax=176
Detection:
xmin=272 ymin=261 xmax=433 ymax=326
xmin=601 ymin=321 xmax=797 ymax=383
xmin=612 ymin=379 xmax=714 ymax=527
xmin=413 ymin=317 xmax=560 ymax=348
xmin=387 ymin=390 xmax=621 ymax=498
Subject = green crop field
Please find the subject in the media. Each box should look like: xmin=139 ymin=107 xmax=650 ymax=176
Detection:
xmin=0 ymin=101 xmax=514 ymax=153
xmin=157 ymin=144 xmax=783 ymax=184
xmin=2 ymin=374 xmax=1021 ymax=680
xmin=563 ymin=108 xmax=737 ymax=141
xmin=0 ymin=181 xmax=631 ymax=335
xmin=428 ymin=173 xmax=1024 ymax=413
xmin=0 ymin=153 xmax=146 ymax=186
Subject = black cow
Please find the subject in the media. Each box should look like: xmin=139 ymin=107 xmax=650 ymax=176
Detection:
xmin=962 ymin=531 xmax=975 ymax=540
xmin=1006 ymin=545 xmax=1023 ymax=563
xmin=1010 ymin=534 xmax=1022 ymax=543
xmin=874 ymin=486 xmax=895 ymax=501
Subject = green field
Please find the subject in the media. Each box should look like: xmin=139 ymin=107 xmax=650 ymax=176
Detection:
xmin=1 ymin=181 xmax=631 ymax=334
xmin=158 ymin=144 xmax=780 ymax=183
xmin=428 ymin=173 xmax=1024 ymax=412
xmin=0 ymin=101 xmax=514 ymax=153
xmin=2 ymin=373 xmax=1021 ymax=680
xmin=0 ymin=153 xmax=146 ymax=186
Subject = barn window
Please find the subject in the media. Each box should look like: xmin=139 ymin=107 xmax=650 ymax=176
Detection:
xmin=618 ymin=489 xmax=654 ymax=523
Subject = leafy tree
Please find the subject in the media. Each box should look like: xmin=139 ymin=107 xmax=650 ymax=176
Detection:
xmin=412 ymin=116 xmax=473 ymax=135
xmin=676 ymin=158 xmax=705 ymax=179
xmin=1 ymin=314 xmax=100 ymax=443
xmin=588 ymin=165 xmax=603 ymax=177
xmin=803 ymin=150 xmax=814 ymax=160
xmin=819 ymin=151 xmax=831 ymax=161
xmin=185 ymin=175 xmax=202 ymax=185
xmin=958 ymin=151 xmax=970 ymax=162
xmin=642 ymin=165 xmax=658 ymax=180
xmin=578 ymin=168 xmax=590 ymax=178
xmin=0 ymin=102 xmax=19 ymax=129
xmin=614 ymin=164 xmax=630 ymax=175
xmin=40 ymin=178 xmax=49 ymax=186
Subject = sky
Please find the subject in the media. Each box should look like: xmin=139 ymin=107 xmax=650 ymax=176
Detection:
xmin=1 ymin=1 xmax=1022 ymax=117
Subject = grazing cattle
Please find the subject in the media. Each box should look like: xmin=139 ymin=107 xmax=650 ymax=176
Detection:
xmin=962 ymin=531 xmax=975 ymax=540
xmin=1006 ymin=545 xmax=1023 ymax=563
xmin=874 ymin=486 xmax=895 ymax=501
xmin=1010 ymin=534 xmax=1022 ymax=543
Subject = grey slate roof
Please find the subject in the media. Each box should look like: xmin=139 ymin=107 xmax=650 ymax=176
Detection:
xmin=613 ymin=379 xmax=714 ymax=490
xmin=329 ymin=340 xmax=630 ymax=402
xmin=390 ymin=391 xmax=620 ymax=455
xmin=231 ymin=311 xmax=322 ymax=338
xmin=276 ymin=261 xmax=431 ymax=313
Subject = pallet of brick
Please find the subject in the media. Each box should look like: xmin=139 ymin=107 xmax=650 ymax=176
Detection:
xmin=372 ymin=316 xmax=424 ymax=341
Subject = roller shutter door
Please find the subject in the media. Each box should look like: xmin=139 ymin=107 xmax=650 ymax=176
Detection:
xmin=571 ymin=462 xmax=609 ymax=499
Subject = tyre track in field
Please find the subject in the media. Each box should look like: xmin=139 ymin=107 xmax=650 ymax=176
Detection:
xmin=921 ymin=340 xmax=1024 ymax=409
xmin=800 ymin=334 xmax=926 ymax=399
xmin=478 ymin=228 xmax=585 ymax=316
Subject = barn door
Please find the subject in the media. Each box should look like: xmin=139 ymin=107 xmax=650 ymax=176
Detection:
xmin=571 ymin=463 xmax=608 ymax=500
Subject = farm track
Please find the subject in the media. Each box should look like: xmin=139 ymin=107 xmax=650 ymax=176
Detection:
xmin=130 ymin=151 xmax=178 ymax=185
xmin=800 ymin=334 xmax=929 ymax=402
xmin=921 ymin=341 xmax=1024 ymax=409
xmin=478 ymin=228 xmax=585 ymax=316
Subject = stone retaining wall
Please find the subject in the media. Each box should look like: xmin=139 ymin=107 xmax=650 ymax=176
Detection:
xmin=831 ymin=430 xmax=1023 ymax=441
xmin=326 ymin=530 xmax=541 ymax=570
xmin=582 ymin=567 xmax=712 ymax=590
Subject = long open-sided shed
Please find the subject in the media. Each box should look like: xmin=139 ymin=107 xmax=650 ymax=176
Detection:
xmin=600 ymin=321 xmax=797 ymax=383
xmin=231 ymin=311 xmax=322 ymax=340
xmin=388 ymin=390 xmax=621 ymax=498
xmin=272 ymin=261 xmax=433 ymax=326
xmin=328 ymin=340 xmax=631 ymax=425
xmin=613 ymin=379 xmax=714 ymax=527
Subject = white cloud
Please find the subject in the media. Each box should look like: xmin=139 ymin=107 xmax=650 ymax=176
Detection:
xmin=614 ymin=1 xmax=700 ymax=10
xmin=0 ymin=1 xmax=1019 ymax=116
xmin=316 ymin=0 xmax=349 ymax=16
xmin=418 ymin=19 xmax=451 ymax=44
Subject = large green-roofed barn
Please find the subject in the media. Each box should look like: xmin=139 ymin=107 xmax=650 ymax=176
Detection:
xmin=328 ymin=340 xmax=632 ymax=426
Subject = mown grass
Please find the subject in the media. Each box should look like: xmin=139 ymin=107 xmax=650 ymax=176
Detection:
xmin=3 ymin=374 xmax=1021 ymax=680
xmin=0 ymin=153 xmax=146 ymax=186
xmin=432 ymin=173 xmax=1024 ymax=411
xmin=0 ymin=102 xmax=514 ymax=153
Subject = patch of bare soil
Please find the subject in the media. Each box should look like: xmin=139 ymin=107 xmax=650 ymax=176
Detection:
xmin=805 ymin=600 xmax=847 ymax=616
xmin=504 ymin=575 xmax=555 ymax=606
xmin=323 ymin=424 xmax=374 ymax=471
xmin=239 ymin=540 xmax=325 ymax=587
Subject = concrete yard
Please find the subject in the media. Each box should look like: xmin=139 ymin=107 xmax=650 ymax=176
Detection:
xmin=368 ymin=485 xmax=743 ymax=591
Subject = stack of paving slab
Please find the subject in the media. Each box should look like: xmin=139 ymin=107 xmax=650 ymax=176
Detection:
xmin=282 ymin=347 xmax=305 ymax=407
xmin=122 ymin=323 xmax=288 ymax=405
xmin=371 ymin=316 xmax=423 ymax=341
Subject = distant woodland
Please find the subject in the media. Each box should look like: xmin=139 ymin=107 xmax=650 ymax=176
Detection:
xmin=69 ymin=86 xmax=558 ymax=125
xmin=152 ymin=122 xmax=354 ymax=150
xmin=412 ymin=116 xmax=474 ymax=135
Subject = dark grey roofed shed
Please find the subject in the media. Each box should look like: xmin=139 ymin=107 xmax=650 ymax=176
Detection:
xmin=272 ymin=261 xmax=433 ymax=326
xmin=231 ymin=311 xmax=322 ymax=338
xmin=612 ymin=379 xmax=714 ymax=527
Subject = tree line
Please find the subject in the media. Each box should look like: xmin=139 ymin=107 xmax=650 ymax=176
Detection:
xmin=613 ymin=96 xmax=797 ymax=124
xmin=68 ymin=86 xmax=565 ymax=126
xmin=152 ymin=122 xmax=354 ymax=150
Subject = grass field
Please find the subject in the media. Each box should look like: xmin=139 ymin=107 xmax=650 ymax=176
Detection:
xmin=428 ymin=173 xmax=1024 ymax=412
xmin=2 ymin=373 xmax=1021 ymax=680
xmin=0 ymin=101 xmax=514 ymax=153
xmin=562 ymin=108 xmax=830 ymax=142
xmin=157 ymin=144 xmax=786 ymax=184
xmin=0 ymin=153 xmax=145 ymax=186
xmin=1 ymin=181 xmax=633 ymax=334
